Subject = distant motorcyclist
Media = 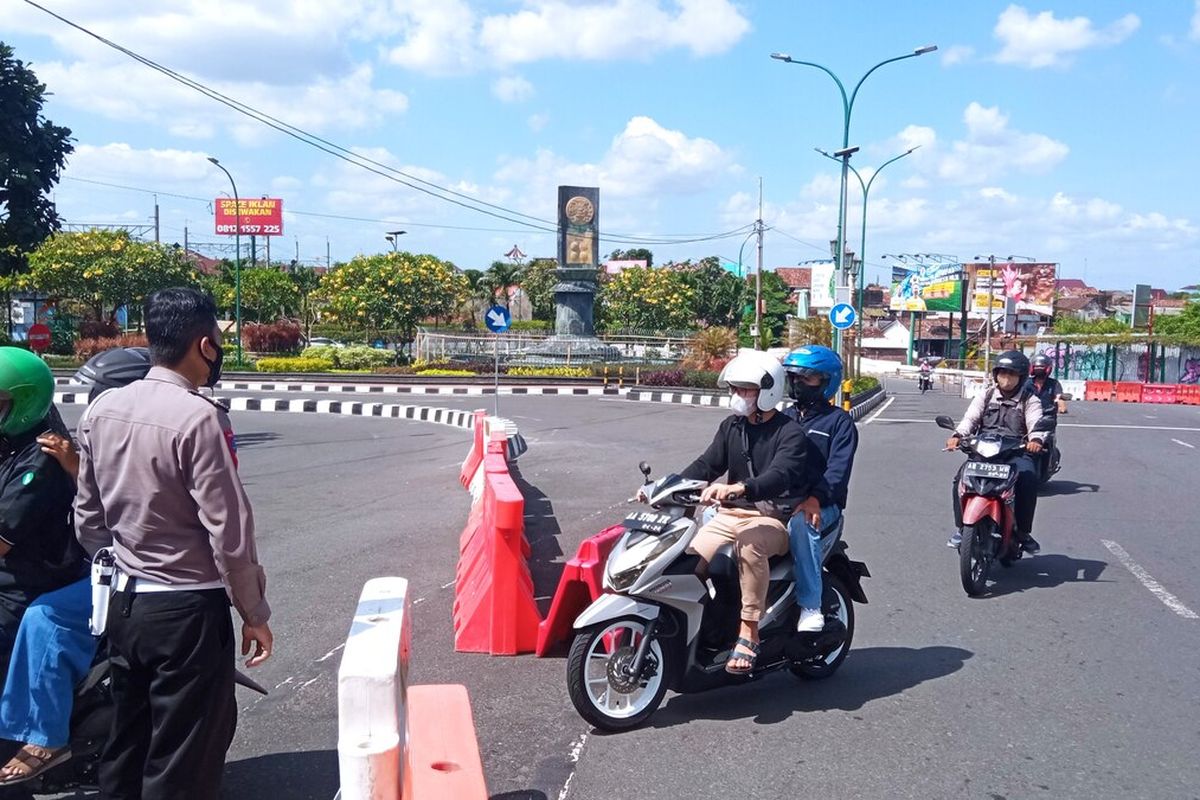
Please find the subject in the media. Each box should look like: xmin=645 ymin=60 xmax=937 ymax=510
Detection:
xmin=945 ymin=351 xmax=1046 ymax=553
xmin=781 ymin=346 xmax=858 ymax=634
xmin=918 ymin=360 xmax=933 ymax=391
xmin=1027 ymin=354 xmax=1065 ymax=419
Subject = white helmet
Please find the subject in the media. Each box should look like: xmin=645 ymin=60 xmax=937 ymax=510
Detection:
xmin=717 ymin=350 xmax=786 ymax=412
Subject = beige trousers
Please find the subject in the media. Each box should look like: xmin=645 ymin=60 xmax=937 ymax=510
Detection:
xmin=690 ymin=508 xmax=789 ymax=622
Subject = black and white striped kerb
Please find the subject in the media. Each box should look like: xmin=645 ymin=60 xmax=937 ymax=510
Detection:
xmin=223 ymin=398 xmax=476 ymax=429
xmin=56 ymin=381 xmax=621 ymax=397
xmin=624 ymin=390 xmax=727 ymax=407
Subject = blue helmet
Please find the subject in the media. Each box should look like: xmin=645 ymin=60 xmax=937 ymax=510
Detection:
xmin=782 ymin=345 xmax=843 ymax=401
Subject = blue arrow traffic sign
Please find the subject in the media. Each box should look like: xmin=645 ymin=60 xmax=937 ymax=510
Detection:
xmin=829 ymin=302 xmax=857 ymax=330
xmin=484 ymin=305 xmax=512 ymax=333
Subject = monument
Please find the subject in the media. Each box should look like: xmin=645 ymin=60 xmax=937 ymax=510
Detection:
xmin=525 ymin=186 xmax=618 ymax=362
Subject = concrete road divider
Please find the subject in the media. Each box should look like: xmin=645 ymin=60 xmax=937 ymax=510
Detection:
xmin=336 ymin=578 xmax=487 ymax=800
xmin=536 ymin=524 xmax=626 ymax=657
xmin=453 ymin=433 xmax=542 ymax=655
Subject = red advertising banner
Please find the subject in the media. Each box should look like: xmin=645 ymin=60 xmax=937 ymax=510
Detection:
xmin=214 ymin=198 xmax=283 ymax=236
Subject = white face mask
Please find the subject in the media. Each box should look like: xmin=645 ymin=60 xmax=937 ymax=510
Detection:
xmin=730 ymin=393 xmax=756 ymax=417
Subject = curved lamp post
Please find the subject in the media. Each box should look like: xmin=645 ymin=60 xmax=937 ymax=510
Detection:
xmin=736 ymin=228 xmax=760 ymax=343
xmin=206 ymin=157 xmax=242 ymax=364
xmin=816 ymin=145 xmax=920 ymax=375
xmin=771 ymin=45 xmax=936 ymax=369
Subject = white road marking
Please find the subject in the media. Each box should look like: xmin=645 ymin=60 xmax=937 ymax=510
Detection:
xmin=1171 ymin=438 xmax=1196 ymax=449
xmin=1102 ymin=540 xmax=1199 ymax=620
xmin=316 ymin=643 xmax=345 ymax=663
xmin=441 ymin=580 xmax=456 ymax=589
xmin=869 ymin=419 xmax=1200 ymax=433
xmin=556 ymin=733 xmax=589 ymax=800
xmin=863 ymin=396 xmax=895 ymax=425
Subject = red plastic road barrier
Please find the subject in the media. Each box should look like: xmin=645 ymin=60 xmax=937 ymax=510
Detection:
xmin=1084 ymin=381 xmax=1114 ymax=402
xmin=1115 ymin=382 xmax=1143 ymax=403
xmin=1140 ymin=384 xmax=1178 ymax=404
xmin=453 ymin=439 xmax=541 ymax=655
xmin=458 ymin=411 xmax=487 ymax=489
xmin=535 ymin=524 xmax=626 ymax=657
xmin=1178 ymin=384 xmax=1200 ymax=406
xmin=402 ymin=685 xmax=488 ymax=800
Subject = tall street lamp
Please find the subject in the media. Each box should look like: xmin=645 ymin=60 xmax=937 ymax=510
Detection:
xmin=385 ymin=230 xmax=406 ymax=251
xmin=771 ymin=45 xmax=937 ymax=365
xmin=206 ymin=157 xmax=242 ymax=364
xmin=816 ymin=145 xmax=920 ymax=375
xmin=736 ymin=228 xmax=760 ymax=343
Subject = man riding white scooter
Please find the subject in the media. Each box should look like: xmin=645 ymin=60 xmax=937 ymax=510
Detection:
xmin=945 ymin=350 xmax=1047 ymax=553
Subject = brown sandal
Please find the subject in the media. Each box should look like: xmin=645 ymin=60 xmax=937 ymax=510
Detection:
xmin=0 ymin=745 xmax=71 ymax=785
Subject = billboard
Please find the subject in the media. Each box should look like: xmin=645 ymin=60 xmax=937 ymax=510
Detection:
xmin=214 ymin=198 xmax=284 ymax=236
xmin=809 ymin=261 xmax=836 ymax=309
xmin=967 ymin=262 xmax=1056 ymax=315
xmin=889 ymin=262 xmax=965 ymax=312
xmin=1132 ymin=283 xmax=1152 ymax=329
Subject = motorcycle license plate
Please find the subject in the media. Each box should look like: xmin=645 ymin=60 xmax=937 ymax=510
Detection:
xmin=963 ymin=461 xmax=1012 ymax=479
xmin=623 ymin=511 xmax=675 ymax=533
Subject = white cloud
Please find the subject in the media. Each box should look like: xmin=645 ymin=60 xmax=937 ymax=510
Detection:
xmin=527 ymin=112 xmax=550 ymax=132
xmin=936 ymin=102 xmax=1068 ymax=184
xmin=386 ymin=0 xmax=751 ymax=72
xmin=993 ymin=5 xmax=1140 ymax=69
xmin=941 ymin=45 xmax=975 ymax=66
xmin=1192 ymin=1 xmax=1200 ymax=40
xmin=65 ymin=143 xmax=215 ymax=186
xmin=492 ymin=76 xmax=535 ymax=104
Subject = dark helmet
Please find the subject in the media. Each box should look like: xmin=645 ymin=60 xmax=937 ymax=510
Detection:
xmin=1031 ymin=353 xmax=1054 ymax=378
xmin=74 ymin=347 xmax=152 ymax=403
xmin=0 ymin=347 xmax=54 ymax=437
xmin=992 ymin=350 xmax=1030 ymax=381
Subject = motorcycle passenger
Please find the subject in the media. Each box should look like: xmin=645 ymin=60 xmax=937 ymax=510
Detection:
xmin=1026 ymin=353 xmax=1064 ymax=472
xmin=0 ymin=348 xmax=87 ymax=681
xmin=677 ymin=351 xmax=811 ymax=675
xmin=781 ymin=346 xmax=858 ymax=634
xmin=0 ymin=348 xmax=151 ymax=786
xmin=945 ymin=350 xmax=1046 ymax=552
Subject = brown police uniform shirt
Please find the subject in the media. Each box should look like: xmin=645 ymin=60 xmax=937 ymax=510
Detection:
xmin=74 ymin=366 xmax=270 ymax=627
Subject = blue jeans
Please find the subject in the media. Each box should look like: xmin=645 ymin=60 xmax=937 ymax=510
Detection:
xmin=788 ymin=506 xmax=841 ymax=611
xmin=0 ymin=578 xmax=97 ymax=748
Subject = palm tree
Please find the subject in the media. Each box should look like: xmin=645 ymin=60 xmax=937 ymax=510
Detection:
xmin=462 ymin=269 xmax=493 ymax=328
xmin=486 ymin=261 xmax=524 ymax=309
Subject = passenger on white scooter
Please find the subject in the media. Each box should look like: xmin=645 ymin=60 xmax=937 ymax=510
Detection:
xmin=945 ymin=350 xmax=1046 ymax=552
xmin=677 ymin=351 xmax=812 ymax=675
xmin=781 ymin=346 xmax=858 ymax=634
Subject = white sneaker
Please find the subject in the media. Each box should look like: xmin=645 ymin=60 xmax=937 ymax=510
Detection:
xmin=797 ymin=608 xmax=825 ymax=633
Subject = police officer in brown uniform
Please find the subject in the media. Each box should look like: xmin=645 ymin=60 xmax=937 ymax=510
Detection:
xmin=74 ymin=288 xmax=273 ymax=800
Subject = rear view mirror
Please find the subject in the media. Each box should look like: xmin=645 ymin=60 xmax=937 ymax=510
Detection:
xmin=638 ymin=461 xmax=652 ymax=477
xmin=1060 ymin=393 xmax=1073 ymax=401
xmin=935 ymin=415 xmax=956 ymax=430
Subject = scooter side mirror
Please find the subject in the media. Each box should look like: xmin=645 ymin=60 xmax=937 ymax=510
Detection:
xmin=638 ymin=461 xmax=652 ymax=478
xmin=934 ymin=415 xmax=956 ymax=431
xmin=1060 ymin=393 xmax=1073 ymax=401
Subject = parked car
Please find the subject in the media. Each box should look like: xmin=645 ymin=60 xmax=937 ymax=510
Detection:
xmin=304 ymin=337 xmax=345 ymax=348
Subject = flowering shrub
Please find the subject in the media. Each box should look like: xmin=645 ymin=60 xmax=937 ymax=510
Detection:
xmin=242 ymin=321 xmax=302 ymax=353
xmin=639 ymin=369 xmax=685 ymax=387
xmin=74 ymin=334 xmax=149 ymax=360
xmin=255 ymin=357 xmax=334 ymax=373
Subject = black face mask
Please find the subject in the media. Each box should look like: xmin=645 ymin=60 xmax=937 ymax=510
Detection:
xmin=201 ymin=340 xmax=224 ymax=388
xmin=793 ymin=383 xmax=826 ymax=407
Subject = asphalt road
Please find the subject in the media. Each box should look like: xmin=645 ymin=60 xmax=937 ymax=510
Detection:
xmin=49 ymin=383 xmax=1200 ymax=799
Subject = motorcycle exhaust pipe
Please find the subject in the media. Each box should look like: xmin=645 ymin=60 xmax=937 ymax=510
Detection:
xmin=235 ymin=670 xmax=269 ymax=696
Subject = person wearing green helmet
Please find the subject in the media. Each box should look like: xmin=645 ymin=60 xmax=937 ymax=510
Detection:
xmin=0 ymin=347 xmax=88 ymax=676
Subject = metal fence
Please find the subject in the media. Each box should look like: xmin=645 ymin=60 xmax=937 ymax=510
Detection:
xmin=413 ymin=329 xmax=694 ymax=364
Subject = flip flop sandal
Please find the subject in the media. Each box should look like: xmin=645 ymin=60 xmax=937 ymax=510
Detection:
xmin=724 ymin=637 xmax=761 ymax=675
xmin=0 ymin=746 xmax=72 ymax=786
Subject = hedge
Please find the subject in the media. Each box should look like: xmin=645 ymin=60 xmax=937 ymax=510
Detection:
xmin=255 ymin=357 xmax=335 ymax=373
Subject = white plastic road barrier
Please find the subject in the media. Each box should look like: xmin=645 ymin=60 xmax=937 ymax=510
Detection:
xmin=1060 ymin=379 xmax=1086 ymax=400
xmin=337 ymin=577 xmax=411 ymax=800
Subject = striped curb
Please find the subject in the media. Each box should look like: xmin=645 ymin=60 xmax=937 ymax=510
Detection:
xmin=56 ymin=380 xmax=621 ymax=397
xmin=849 ymin=390 xmax=889 ymax=421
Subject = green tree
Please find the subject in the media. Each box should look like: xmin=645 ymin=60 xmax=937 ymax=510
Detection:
xmin=738 ymin=270 xmax=791 ymax=347
xmin=239 ymin=267 xmax=299 ymax=322
xmin=290 ymin=266 xmax=322 ymax=342
xmin=1154 ymin=300 xmax=1200 ymax=339
xmin=679 ymin=256 xmax=746 ymax=328
xmin=520 ymin=257 xmax=558 ymax=322
xmin=461 ymin=268 xmax=491 ymax=327
xmin=607 ymin=248 xmax=653 ymax=268
xmin=1051 ymin=317 xmax=1127 ymax=335
xmin=319 ymin=252 xmax=466 ymax=346
xmin=25 ymin=230 xmax=198 ymax=323
xmin=599 ymin=266 xmax=696 ymax=332
xmin=485 ymin=260 xmax=524 ymax=308
xmin=1 ymin=44 xmax=73 ymax=279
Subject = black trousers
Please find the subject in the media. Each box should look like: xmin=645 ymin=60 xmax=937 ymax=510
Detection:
xmin=0 ymin=588 xmax=36 ymax=681
xmin=100 ymin=589 xmax=236 ymax=800
xmin=951 ymin=455 xmax=1039 ymax=535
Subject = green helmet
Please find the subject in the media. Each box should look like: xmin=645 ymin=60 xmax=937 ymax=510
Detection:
xmin=0 ymin=347 xmax=54 ymax=437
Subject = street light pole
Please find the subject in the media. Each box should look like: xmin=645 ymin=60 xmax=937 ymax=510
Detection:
xmin=737 ymin=228 xmax=758 ymax=343
xmin=816 ymin=145 xmax=919 ymax=376
xmin=385 ymin=230 xmax=406 ymax=252
xmin=771 ymin=45 xmax=937 ymax=363
xmin=207 ymin=157 xmax=242 ymax=364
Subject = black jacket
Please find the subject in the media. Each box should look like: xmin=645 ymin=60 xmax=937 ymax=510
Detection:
xmin=0 ymin=423 xmax=88 ymax=596
xmin=680 ymin=412 xmax=813 ymax=507
xmin=784 ymin=403 xmax=859 ymax=509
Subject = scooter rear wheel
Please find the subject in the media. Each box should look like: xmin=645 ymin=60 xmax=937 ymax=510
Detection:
xmin=567 ymin=617 xmax=671 ymax=731
xmin=960 ymin=522 xmax=994 ymax=596
xmin=790 ymin=575 xmax=855 ymax=680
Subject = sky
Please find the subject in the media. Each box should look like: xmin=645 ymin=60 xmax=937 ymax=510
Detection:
xmin=3 ymin=0 xmax=1199 ymax=291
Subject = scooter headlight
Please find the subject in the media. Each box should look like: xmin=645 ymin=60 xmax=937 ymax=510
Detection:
xmin=605 ymin=529 xmax=684 ymax=591
xmin=976 ymin=439 xmax=1001 ymax=459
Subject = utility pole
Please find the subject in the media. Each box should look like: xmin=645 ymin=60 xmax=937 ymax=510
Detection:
xmin=985 ymin=254 xmax=996 ymax=374
xmin=266 ymin=234 xmax=271 ymax=268
xmin=295 ymin=237 xmax=300 ymax=261
xmin=153 ymin=195 xmax=160 ymax=243
xmin=326 ymin=237 xmax=331 ymax=269
xmin=250 ymin=235 xmax=257 ymax=267
xmin=755 ymin=177 xmax=764 ymax=348
xmin=183 ymin=226 xmax=188 ymax=254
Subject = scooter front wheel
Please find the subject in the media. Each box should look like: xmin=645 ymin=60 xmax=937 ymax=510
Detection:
xmin=567 ymin=617 xmax=671 ymax=731
xmin=960 ymin=521 xmax=995 ymax=596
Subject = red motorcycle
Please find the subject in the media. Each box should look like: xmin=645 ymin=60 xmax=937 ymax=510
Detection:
xmin=936 ymin=414 xmax=1051 ymax=596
